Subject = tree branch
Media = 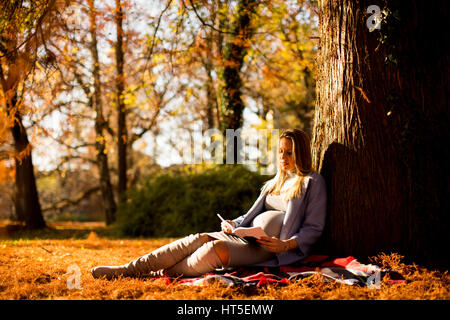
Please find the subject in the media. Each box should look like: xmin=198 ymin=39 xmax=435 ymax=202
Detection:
xmin=180 ymin=0 xmax=234 ymax=35
xmin=41 ymin=185 xmax=101 ymax=212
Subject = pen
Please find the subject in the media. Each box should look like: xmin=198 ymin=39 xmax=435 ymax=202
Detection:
xmin=217 ymin=213 xmax=233 ymax=230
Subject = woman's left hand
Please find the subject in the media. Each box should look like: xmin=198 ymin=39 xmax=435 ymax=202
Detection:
xmin=257 ymin=236 xmax=288 ymax=253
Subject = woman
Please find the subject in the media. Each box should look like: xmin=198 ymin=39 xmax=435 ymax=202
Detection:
xmin=91 ymin=129 xmax=327 ymax=280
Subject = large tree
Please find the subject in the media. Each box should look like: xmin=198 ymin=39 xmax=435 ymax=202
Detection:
xmin=312 ymin=0 xmax=448 ymax=267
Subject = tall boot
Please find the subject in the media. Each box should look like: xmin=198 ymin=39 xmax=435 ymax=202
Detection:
xmin=163 ymin=241 xmax=224 ymax=278
xmin=91 ymin=233 xmax=204 ymax=279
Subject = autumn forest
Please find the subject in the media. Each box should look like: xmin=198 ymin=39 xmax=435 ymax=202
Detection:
xmin=0 ymin=0 xmax=448 ymax=302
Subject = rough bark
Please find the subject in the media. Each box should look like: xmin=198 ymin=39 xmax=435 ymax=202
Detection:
xmin=88 ymin=0 xmax=117 ymax=225
xmin=312 ymin=0 xmax=449 ymax=268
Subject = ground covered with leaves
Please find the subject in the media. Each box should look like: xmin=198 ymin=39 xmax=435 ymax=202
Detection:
xmin=0 ymin=221 xmax=448 ymax=300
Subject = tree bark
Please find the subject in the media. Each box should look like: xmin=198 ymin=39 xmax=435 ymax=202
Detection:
xmin=88 ymin=0 xmax=117 ymax=225
xmin=313 ymin=0 xmax=448 ymax=268
xmin=115 ymin=0 xmax=127 ymax=200
xmin=218 ymin=0 xmax=258 ymax=163
xmin=0 ymin=68 xmax=45 ymax=229
xmin=10 ymin=101 xmax=46 ymax=229
xmin=0 ymin=0 xmax=55 ymax=229
xmin=204 ymin=66 xmax=218 ymax=130
xmin=201 ymin=30 xmax=219 ymax=131
xmin=218 ymin=0 xmax=257 ymax=131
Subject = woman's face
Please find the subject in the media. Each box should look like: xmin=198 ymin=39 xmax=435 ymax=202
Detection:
xmin=279 ymin=137 xmax=296 ymax=171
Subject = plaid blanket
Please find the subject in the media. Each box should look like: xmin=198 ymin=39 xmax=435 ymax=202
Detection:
xmin=158 ymin=255 xmax=406 ymax=289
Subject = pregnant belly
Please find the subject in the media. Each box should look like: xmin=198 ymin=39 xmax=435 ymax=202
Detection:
xmin=251 ymin=210 xmax=285 ymax=238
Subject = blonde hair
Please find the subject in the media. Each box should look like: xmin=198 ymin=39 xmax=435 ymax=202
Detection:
xmin=262 ymin=129 xmax=313 ymax=201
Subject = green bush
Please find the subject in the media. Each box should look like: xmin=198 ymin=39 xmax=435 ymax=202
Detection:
xmin=115 ymin=164 xmax=270 ymax=237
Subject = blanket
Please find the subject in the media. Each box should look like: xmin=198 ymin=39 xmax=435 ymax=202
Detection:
xmin=158 ymin=255 xmax=406 ymax=289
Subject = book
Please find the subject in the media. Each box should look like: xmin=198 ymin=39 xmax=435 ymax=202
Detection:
xmin=217 ymin=213 xmax=268 ymax=240
xmin=230 ymin=226 xmax=268 ymax=240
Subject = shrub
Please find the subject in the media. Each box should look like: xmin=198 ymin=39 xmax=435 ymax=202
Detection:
xmin=116 ymin=164 xmax=270 ymax=237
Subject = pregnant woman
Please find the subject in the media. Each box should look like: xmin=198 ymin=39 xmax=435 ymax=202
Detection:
xmin=91 ymin=129 xmax=327 ymax=280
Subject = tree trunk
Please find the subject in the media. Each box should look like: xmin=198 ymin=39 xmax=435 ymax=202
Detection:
xmin=218 ymin=0 xmax=258 ymax=163
xmin=10 ymin=105 xmax=46 ymax=229
xmin=218 ymin=0 xmax=257 ymax=131
xmin=205 ymin=68 xmax=218 ymax=130
xmin=312 ymin=0 xmax=448 ymax=268
xmin=202 ymin=37 xmax=219 ymax=131
xmin=88 ymin=0 xmax=117 ymax=225
xmin=0 ymin=0 xmax=58 ymax=229
xmin=115 ymin=0 xmax=127 ymax=200
xmin=0 ymin=60 xmax=46 ymax=229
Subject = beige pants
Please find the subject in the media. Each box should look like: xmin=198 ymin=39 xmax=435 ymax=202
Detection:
xmin=93 ymin=232 xmax=275 ymax=279
xmin=122 ymin=233 xmax=223 ymax=277
xmin=206 ymin=231 xmax=276 ymax=266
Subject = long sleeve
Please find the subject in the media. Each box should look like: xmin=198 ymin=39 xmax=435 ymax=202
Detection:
xmin=289 ymin=173 xmax=327 ymax=257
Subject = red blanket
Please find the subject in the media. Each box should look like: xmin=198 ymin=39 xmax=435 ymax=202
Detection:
xmin=156 ymin=255 xmax=406 ymax=288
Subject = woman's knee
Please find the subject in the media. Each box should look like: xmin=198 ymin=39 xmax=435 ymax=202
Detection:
xmin=199 ymin=233 xmax=215 ymax=244
xmin=212 ymin=240 xmax=229 ymax=265
xmin=197 ymin=235 xmax=229 ymax=265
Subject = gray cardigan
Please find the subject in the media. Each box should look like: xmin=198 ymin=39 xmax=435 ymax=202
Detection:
xmin=232 ymin=172 xmax=327 ymax=267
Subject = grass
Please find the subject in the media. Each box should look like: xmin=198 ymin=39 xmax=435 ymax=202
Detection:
xmin=0 ymin=221 xmax=448 ymax=300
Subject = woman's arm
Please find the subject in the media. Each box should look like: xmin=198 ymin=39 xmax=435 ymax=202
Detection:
xmin=257 ymin=236 xmax=298 ymax=253
xmin=289 ymin=173 xmax=327 ymax=256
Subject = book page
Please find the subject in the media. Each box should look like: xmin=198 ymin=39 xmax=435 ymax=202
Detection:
xmin=232 ymin=226 xmax=268 ymax=239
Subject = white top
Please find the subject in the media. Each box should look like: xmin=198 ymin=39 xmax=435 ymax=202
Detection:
xmin=250 ymin=170 xmax=298 ymax=238
xmin=264 ymin=170 xmax=297 ymax=211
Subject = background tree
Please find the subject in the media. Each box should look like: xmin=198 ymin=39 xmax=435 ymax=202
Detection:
xmin=216 ymin=0 xmax=259 ymax=133
xmin=245 ymin=0 xmax=318 ymax=136
xmin=0 ymin=0 xmax=61 ymax=229
xmin=178 ymin=0 xmax=318 ymax=164
xmin=115 ymin=0 xmax=127 ymax=201
xmin=23 ymin=0 xmax=178 ymax=221
xmin=312 ymin=0 xmax=448 ymax=267
xmin=88 ymin=0 xmax=117 ymax=225
xmin=0 ymin=0 xmax=322 ymax=226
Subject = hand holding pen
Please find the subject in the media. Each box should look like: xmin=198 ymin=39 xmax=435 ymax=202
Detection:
xmin=217 ymin=214 xmax=236 ymax=234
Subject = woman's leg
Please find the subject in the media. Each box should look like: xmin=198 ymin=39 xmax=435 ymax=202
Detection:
xmin=91 ymin=233 xmax=213 ymax=279
xmin=225 ymin=240 xmax=275 ymax=267
xmin=162 ymin=237 xmax=276 ymax=278
xmin=163 ymin=240 xmax=228 ymax=277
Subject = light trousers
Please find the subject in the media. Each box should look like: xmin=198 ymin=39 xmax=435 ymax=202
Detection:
xmin=125 ymin=233 xmax=223 ymax=277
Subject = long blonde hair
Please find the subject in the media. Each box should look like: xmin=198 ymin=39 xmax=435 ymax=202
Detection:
xmin=262 ymin=129 xmax=313 ymax=201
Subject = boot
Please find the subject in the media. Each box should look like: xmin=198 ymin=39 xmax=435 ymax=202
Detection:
xmin=90 ymin=265 xmax=163 ymax=280
xmin=91 ymin=233 xmax=203 ymax=279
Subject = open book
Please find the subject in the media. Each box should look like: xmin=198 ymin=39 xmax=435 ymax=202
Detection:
xmin=217 ymin=213 xmax=268 ymax=241
xmin=229 ymin=226 xmax=268 ymax=240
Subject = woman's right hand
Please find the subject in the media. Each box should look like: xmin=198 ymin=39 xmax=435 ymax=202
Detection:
xmin=221 ymin=220 xmax=235 ymax=233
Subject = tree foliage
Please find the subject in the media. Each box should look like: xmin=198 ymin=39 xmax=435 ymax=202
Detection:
xmin=0 ymin=0 xmax=319 ymax=224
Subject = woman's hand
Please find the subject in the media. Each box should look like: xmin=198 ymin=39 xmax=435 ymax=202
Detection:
xmin=221 ymin=220 xmax=235 ymax=233
xmin=257 ymin=236 xmax=291 ymax=253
